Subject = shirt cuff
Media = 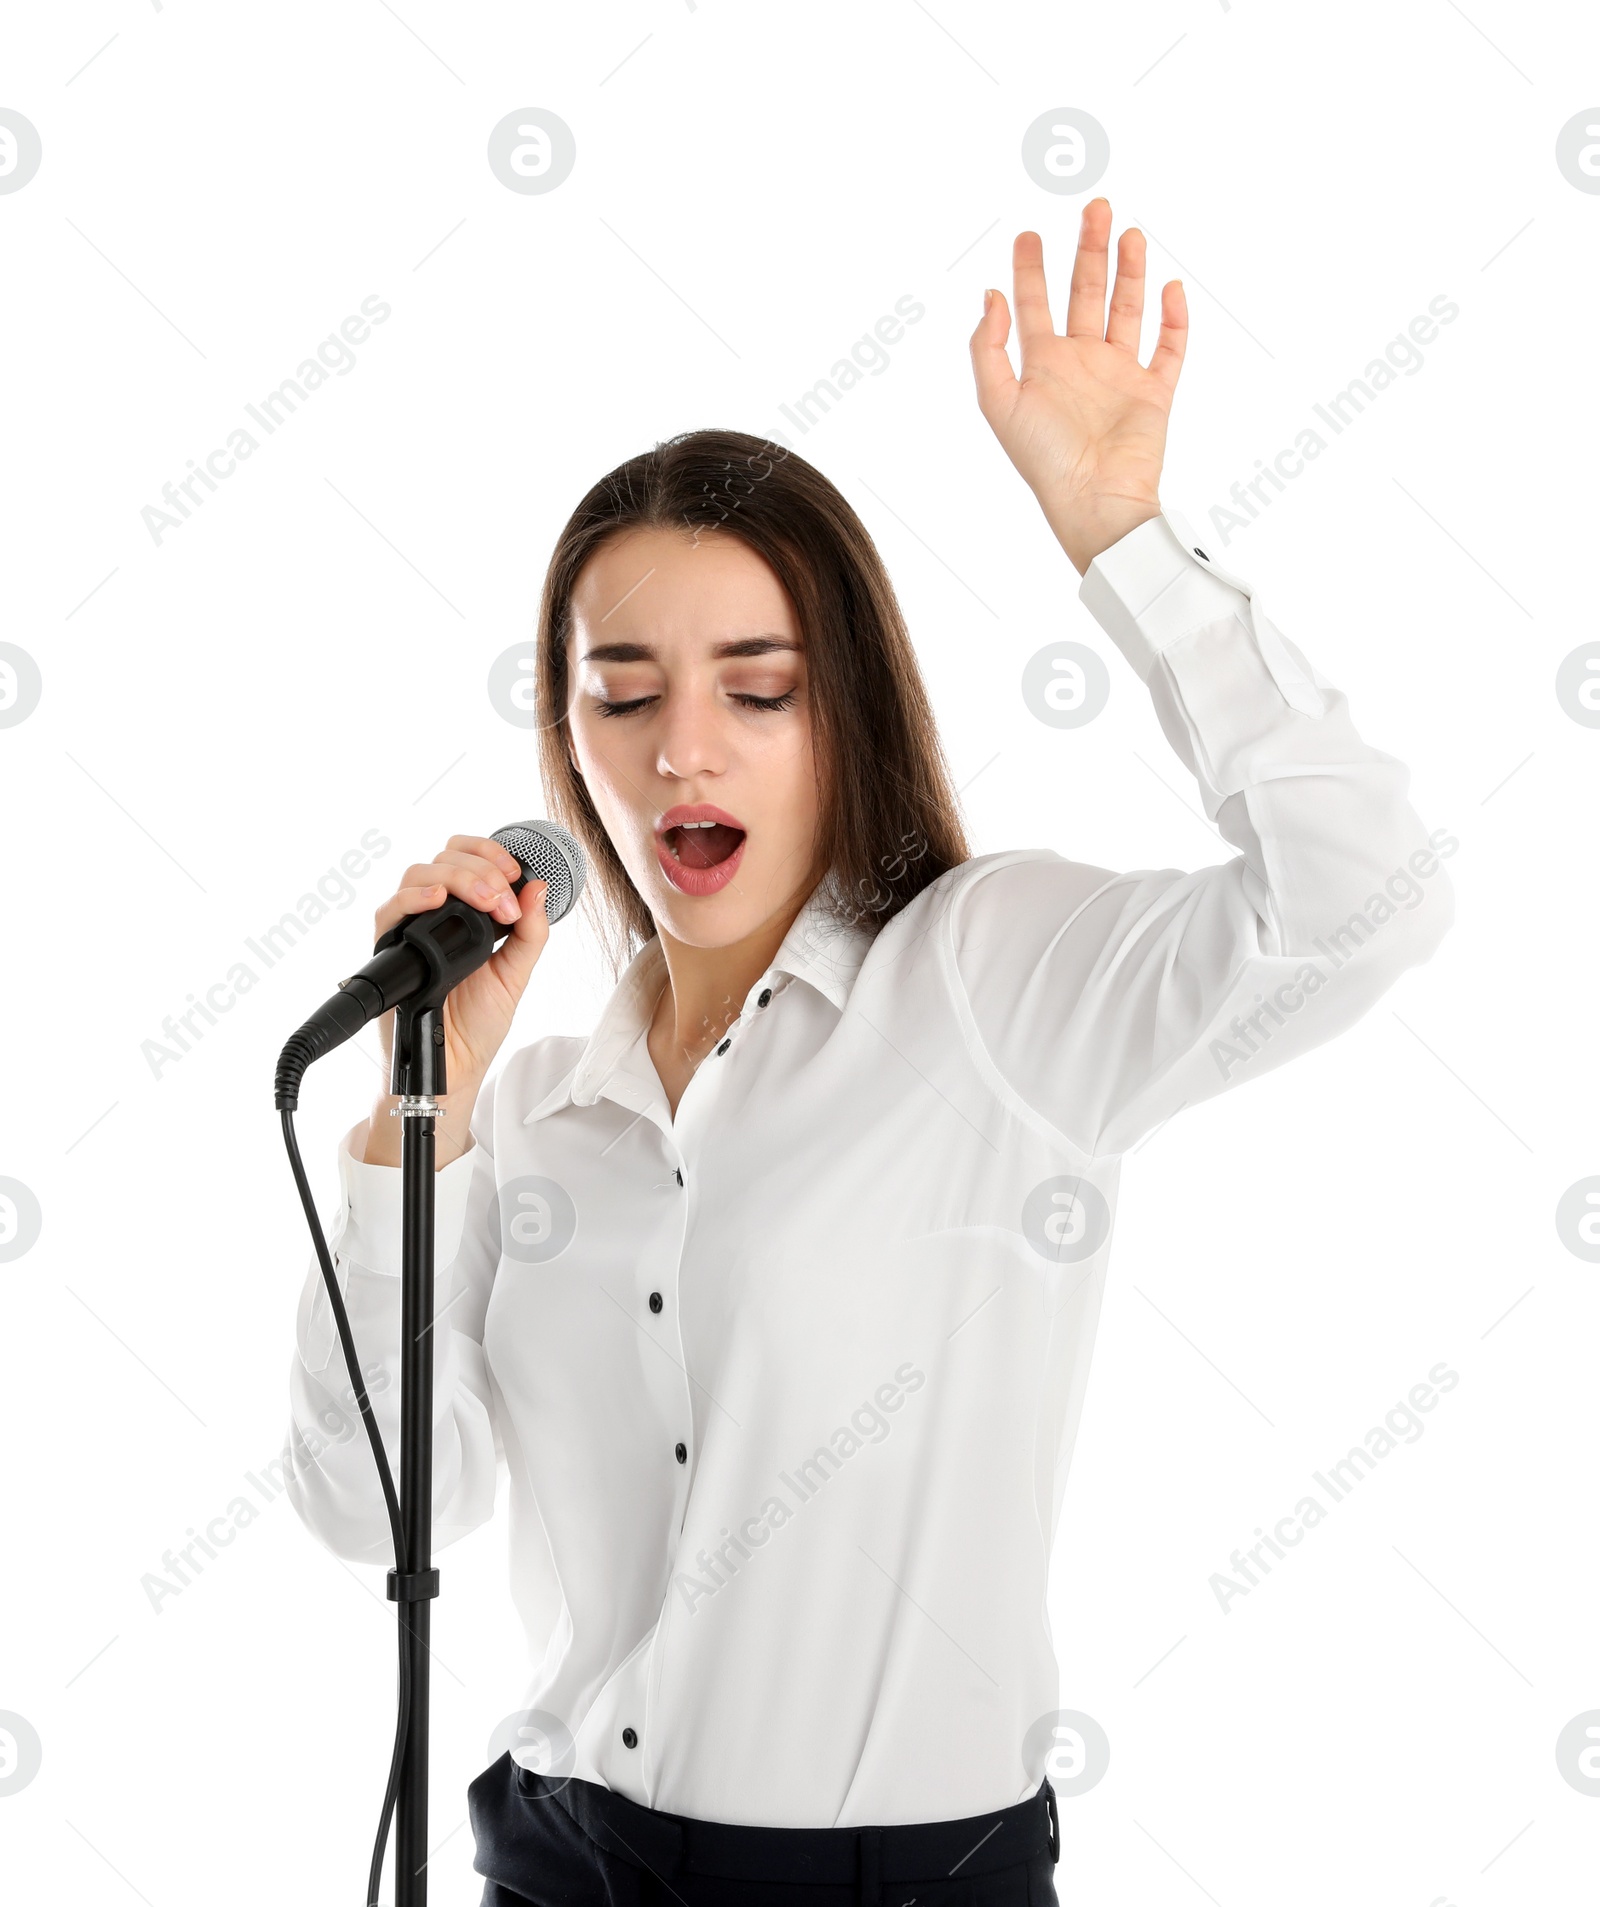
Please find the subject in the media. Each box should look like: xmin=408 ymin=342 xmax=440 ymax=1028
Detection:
xmin=335 ymin=1118 xmax=480 ymax=1276
xmin=1078 ymin=506 xmax=1324 ymax=717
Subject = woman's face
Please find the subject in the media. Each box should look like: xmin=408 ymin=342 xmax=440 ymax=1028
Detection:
xmin=565 ymin=525 xmax=823 ymax=949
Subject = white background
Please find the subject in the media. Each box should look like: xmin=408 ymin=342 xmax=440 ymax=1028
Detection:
xmin=2 ymin=3 xmax=1596 ymax=1903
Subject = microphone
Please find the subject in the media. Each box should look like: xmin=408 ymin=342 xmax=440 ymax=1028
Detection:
xmin=274 ymin=819 xmax=585 ymax=1108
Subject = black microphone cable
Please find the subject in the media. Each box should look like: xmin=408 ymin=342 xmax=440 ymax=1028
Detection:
xmin=273 ymin=819 xmax=584 ymax=1906
xmin=280 ymin=1108 xmax=411 ymax=1907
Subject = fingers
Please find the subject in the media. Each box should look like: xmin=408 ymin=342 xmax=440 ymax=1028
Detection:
xmin=374 ymin=880 xmax=450 ymax=938
xmin=1104 ymin=225 xmax=1147 ymax=355
xmin=1147 ymin=277 xmax=1189 ymax=391
xmin=1009 ymin=229 xmax=1057 ymax=349
xmin=432 ymin=847 xmax=525 ymax=916
xmin=1004 ymin=203 xmax=1181 ymax=380
xmin=1063 ymin=200 xmax=1113 ymax=340
xmin=446 ymin=834 xmax=523 ymax=883
xmin=374 ymin=842 xmax=526 ymax=937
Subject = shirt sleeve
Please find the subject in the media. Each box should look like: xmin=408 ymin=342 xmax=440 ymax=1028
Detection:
xmin=282 ymin=1071 xmax=503 ymax=1565
xmin=948 ymin=507 xmax=1456 ymax=1158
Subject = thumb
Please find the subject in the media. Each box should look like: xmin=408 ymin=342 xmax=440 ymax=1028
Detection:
xmin=969 ymin=286 xmax=1017 ymax=421
xmin=489 ymin=880 xmax=551 ymax=992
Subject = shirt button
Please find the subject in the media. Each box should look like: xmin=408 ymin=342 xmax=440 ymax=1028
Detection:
xmin=648 ymin=1291 xmax=663 ymax=1313
xmin=1194 ymin=546 xmax=1210 ymax=560
xmin=757 ymin=987 xmax=772 ymax=1009
xmin=674 ymin=1167 xmax=684 ymax=1187
xmin=675 ymin=1442 xmax=687 ymax=1463
xmin=622 ymin=1727 xmax=638 ymax=1749
xmin=716 ymin=1038 xmax=731 ymax=1055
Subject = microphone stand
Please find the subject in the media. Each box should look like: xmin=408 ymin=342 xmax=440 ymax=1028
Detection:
xmin=278 ymin=829 xmax=578 ymax=1905
xmin=388 ymin=995 xmax=446 ymax=1906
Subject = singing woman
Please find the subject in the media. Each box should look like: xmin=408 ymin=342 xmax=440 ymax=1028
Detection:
xmin=284 ymin=202 xmax=1453 ymax=1905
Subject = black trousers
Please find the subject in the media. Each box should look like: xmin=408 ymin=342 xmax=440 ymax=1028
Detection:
xmin=467 ymin=1753 xmax=1061 ymax=1907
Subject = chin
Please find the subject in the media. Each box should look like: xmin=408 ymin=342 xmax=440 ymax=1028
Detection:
xmin=649 ymin=885 xmax=769 ymax=949
xmin=642 ymin=855 xmax=815 ymax=950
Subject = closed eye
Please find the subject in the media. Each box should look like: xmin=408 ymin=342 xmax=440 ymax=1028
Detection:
xmin=592 ymin=690 xmax=797 ymax=717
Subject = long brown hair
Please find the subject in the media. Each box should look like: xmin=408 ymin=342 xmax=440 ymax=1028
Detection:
xmin=534 ymin=428 xmax=970 ymax=967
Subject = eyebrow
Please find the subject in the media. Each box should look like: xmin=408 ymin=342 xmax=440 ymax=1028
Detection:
xmin=578 ymin=635 xmax=801 ymax=664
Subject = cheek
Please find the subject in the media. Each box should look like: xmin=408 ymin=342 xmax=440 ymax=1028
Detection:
xmin=760 ymin=722 xmax=821 ymax=833
xmin=589 ymin=763 xmax=646 ymax=838
xmin=572 ymin=729 xmax=646 ymax=834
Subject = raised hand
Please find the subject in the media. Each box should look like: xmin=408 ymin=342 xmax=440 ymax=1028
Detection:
xmin=970 ymin=202 xmax=1187 ymax=575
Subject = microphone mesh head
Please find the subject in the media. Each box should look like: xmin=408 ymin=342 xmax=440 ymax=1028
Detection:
xmin=493 ymin=819 xmax=587 ymax=924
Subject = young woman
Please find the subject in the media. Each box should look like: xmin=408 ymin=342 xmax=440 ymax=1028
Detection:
xmin=285 ymin=204 xmax=1453 ymax=1905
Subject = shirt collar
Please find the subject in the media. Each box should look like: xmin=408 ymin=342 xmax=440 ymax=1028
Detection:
xmin=523 ymin=872 xmax=875 ymax=1124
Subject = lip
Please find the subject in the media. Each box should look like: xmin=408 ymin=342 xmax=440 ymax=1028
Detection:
xmin=654 ymin=802 xmax=747 ymax=898
xmin=656 ymin=803 xmax=746 ymax=835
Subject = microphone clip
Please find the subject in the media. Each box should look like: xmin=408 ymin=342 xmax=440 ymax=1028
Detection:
xmin=372 ymin=896 xmax=505 ymax=1099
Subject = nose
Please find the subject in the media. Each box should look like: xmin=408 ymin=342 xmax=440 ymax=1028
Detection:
xmin=654 ymin=681 xmax=727 ymax=784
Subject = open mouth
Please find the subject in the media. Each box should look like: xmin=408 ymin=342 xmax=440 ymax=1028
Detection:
xmin=655 ymin=806 xmax=747 ymax=896
xmin=663 ymin=820 xmax=745 ymax=869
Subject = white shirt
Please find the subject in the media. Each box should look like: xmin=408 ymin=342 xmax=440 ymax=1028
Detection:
xmin=283 ymin=508 xmax=1453 ymax=1829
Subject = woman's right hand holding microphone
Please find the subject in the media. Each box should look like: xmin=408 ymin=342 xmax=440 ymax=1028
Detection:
xmin=361 ymin=833 xmax=552 ymax=1167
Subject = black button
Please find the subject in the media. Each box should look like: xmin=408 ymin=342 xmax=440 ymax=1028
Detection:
xmin=622 ymin=1727 xmax=638 ymax=1749
xmin=1194 ymin=547 xmax=1209 ymax=561
xmin=674 ymin=1442 xmax=687 ymax=1463
xmin=757 ymin=988 xmax=772 ymax=1008
xmin=716 ymin=1038 xmax=731 ymax=1055
xmin=648 ymin=1291 xmax=663 ymax=1313
xmin=674 ymin=1167 xmax=684 ymax=1187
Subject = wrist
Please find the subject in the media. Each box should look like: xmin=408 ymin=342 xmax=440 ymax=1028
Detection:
xmin=361 ymin=1099 xmax=399 ymax=1166
xmin=1045 ymin=494 xmax=1162 ymax=577
xmin=362 ymin=1077 xmax=481 ymax=1168
xmin=368 ymin=1070 xmax=484 ymax=1110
